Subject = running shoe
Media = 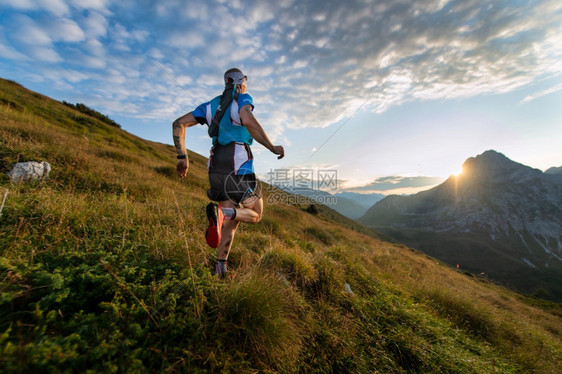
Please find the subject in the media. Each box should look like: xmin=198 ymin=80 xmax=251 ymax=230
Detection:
xmin=215 ymin=260 xmax=227 ymax=279
xmin=205 ymin=203 xmax=224 ymax=248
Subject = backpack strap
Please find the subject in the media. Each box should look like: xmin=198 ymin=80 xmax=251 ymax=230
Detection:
xmin=208 ymin=82 xmax=239 ymax=139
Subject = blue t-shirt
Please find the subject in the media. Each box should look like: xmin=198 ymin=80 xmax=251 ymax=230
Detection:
xmin=192 ymin=93 xmax=254 ymax=146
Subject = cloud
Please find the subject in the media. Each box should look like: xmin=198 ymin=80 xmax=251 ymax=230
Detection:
xmin=0 ymin=0 xmax=34 ymax=10
xmin=520 ymin=82 xmax=562 ymax=104
xmin=353 ymin=176 xmax=445 ymax=192
xmin=105 ymin=23 xmax=149 ymax=52
xmin=83 ymin=11 xmax=109 ymax=38
xmin=84 ymin=38 xmax=105 ymax=56
xmin=2 ymin=0 xmax=560 ymax=148
xmin=0 ymin=0 xmax=70 ymax=16
xmin=10 ymin=15 xmax=86 ymax=45
xmin=40 ymin=0 xmax=70 ymax=15
xmin=0 ymin=27 xmax=28 ymax=60
xmin=40 ymin=67 xmax=89 ymax=84
xmin=0 ymin=0 xmax=111 ymax=15
xmin=182 ymin=1 xmax=210 ymax=20
xmin=246 ymin=0 xmax=562 ymax=134
xmin=0 ymin=41 xmax=27 ymax=60
xmin=7 ymin=14 xmax=87 ymax=63
xmin=32 ymin=47 xmax=63 ymax=63
xmin=166 ymin=31 xmax=206 ymax=49
xmin=69 ymin=0 xmax=111 ymax=13
xmin=12 ymin=15 xmax=52 ymax=46
xmin=44 ymin=18 xmax=86 ymax=43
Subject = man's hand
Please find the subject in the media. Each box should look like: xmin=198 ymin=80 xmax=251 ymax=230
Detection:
xmin=176 ymin=158 xmax=189 ymax=178
xmin=272 ymin=145 xmax=285 ymax=159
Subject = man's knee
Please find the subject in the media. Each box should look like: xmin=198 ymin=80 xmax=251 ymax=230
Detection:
xmin=241 ymin=199 xmax=262 ymax=224
xmin=251 ymin=212 xmax=262 ymax=224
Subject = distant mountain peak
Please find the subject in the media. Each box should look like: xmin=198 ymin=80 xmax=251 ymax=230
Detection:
xmin=545 ymin=166 xmax=562 ymax=175
xmin=461 ymin=150 xmax=540 ymax=182
xmin=479 ymin=149 xmax=507 ymax=158
xmin=463 ymin=150 xmax=514 ymax=170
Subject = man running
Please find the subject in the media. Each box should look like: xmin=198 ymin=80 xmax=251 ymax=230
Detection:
xmin=172 ymin=68 xmax=284 ymax=279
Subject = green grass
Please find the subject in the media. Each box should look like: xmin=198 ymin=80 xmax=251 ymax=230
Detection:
xmin=1 ymin=77 xmax=561 ymax=372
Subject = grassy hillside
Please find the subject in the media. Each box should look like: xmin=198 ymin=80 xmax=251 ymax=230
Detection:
xmin=1 ymin=77 xmax=561 ymax=373
xmin=370 ymin=226 xmax=562 ymax=302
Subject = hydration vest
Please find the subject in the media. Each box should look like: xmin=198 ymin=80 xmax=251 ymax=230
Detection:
xmin=207 ymin=84 xmax=253 ymax=146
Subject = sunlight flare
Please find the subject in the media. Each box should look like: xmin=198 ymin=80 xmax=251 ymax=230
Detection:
xmin=453 ymin=166 xmax=464 ymax=177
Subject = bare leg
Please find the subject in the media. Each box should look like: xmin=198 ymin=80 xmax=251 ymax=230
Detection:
xmin=217 ymin=197 xmax=263 ymax=260
xmin=234 ymin=197 xmax=263 ymax=224
xmin=217 ymin=218 xmax=239 ymax=261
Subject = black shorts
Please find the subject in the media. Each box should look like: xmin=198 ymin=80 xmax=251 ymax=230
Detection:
xmin=207 ymin=142 xmax=261 ymax=204
xmin=207 ymin=172 xmax=261 ymax=204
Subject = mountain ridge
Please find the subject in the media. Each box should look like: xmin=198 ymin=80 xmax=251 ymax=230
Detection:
xmin=278 ymin=187 xmax=384 ymax=219
xmin=359 ymin=150 xmax=562 ymax=301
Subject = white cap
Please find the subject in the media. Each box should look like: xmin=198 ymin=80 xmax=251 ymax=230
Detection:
xmin=224 ymin=69 xmax=247 ymax=85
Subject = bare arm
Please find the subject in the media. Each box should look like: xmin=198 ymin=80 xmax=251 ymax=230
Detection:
xmin=172 ymin=112 xmax=198 ymax=156
xmin=172 ymin=112 xmax=198 ymax=178
xmin=239 ymin=104 xmax=284 ymax=159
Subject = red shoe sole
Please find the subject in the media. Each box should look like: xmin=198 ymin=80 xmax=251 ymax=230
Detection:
xmin=205 ymin=204 xmax=223 ymax=248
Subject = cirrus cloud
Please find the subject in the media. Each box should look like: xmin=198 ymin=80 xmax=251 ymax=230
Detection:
xmin=0 ymin=0 xmax=560 ymax=146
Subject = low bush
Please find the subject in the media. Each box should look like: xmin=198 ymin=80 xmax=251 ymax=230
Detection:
xmin=260 ymin=247 xmax=318 ymax=289
xmin=216 ymin=270 xmax=307 ymax=370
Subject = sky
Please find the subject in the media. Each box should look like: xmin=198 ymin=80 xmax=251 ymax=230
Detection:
xmin=1 ymin=0 xmax=561 ymax=195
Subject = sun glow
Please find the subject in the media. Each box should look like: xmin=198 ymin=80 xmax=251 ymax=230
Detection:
xmin=453 ymin=166 xmax=464 ymax=177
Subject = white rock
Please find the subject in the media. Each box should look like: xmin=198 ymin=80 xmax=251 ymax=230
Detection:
xmin=7 ymin=161 xmax=51 ymax=182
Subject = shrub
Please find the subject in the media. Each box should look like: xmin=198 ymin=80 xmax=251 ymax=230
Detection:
xmin=303 ymin=226 xmax=335 ymax=246
xmin=310 ymin=255 xmax=346 ymax=299
xmin=62 ymin=101 xmax=121 ymax=128
xmin=423 ymin=289 xmax=499 ymax=341
xmin=260 ymin=248 xmax=318 ymax=289
xmin=153 ymin=165 xmax=176 ymax=179
xmin=217 ymin=270 xmax=306 ymax=370
xmin=306 ymin=204 xmax=318 ymax=214
xmin=97 ymin=150 xmax=134 ymax=163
